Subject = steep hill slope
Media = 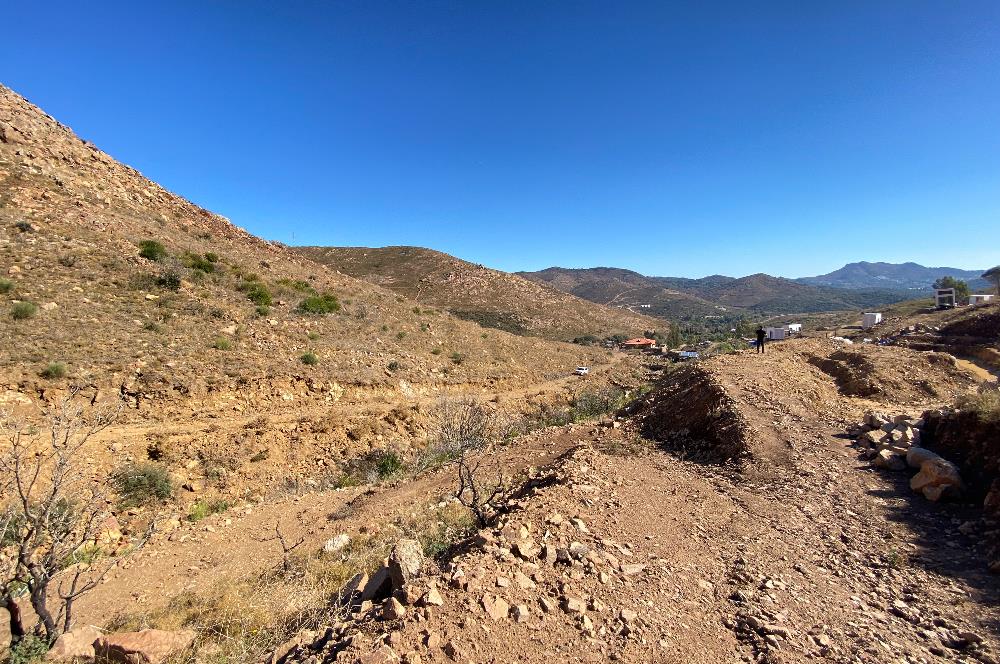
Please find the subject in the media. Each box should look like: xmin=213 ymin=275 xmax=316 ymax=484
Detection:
xmin=0 ymin=83 xmax=625 ymax=502
xmin=798 ymin=261 xmax=989 ymax=291
xmin=292 ymin=246 xmax=664 ymax=341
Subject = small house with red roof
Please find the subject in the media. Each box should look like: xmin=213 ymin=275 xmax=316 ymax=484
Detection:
xmin=620 ymin=337 xmax=656 ymax=350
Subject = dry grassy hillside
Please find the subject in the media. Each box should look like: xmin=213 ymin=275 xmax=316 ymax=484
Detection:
xmin=293 ymin=246 xmax=664 ymax=341
xmin=0 ymin=84 xmax=615 ymax=407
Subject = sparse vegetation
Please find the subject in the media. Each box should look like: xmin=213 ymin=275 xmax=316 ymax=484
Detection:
xmin=14 ymin=220 xmax=34 ymax=233
xmin=156 ymin=270 xmax=181 ymax=291
xmin=431 ymin=347 xmax=442 ymax=355
xmin=112 ymin=462 xmax=173 ymax=507
xmin=300 ymin=351 xmax=319 ymax=366
xmin=255 ymin=305 xmax=270 ymax=317
xmin=297 ymin=293 xmax=340 ymax=315
xmin=11 ymin=302 xmax=37 ymax=320
xmin=241 ymin=282 xmax=273 ymax=307
xmin=388 ymin=360 xmax=401 ymax=372
xmin=40 ymin=362 xmax=67 ymax=379
xmin=957 ymin=385 xmax=1000 ymax=424
xmin=336 ymin=449 xmax=406 ymax=486
xmin=450 ymin=351 xmax=466 ymax=365
xmin=183 ymin=252 xmax=216 ymax=273
xmin=0 ymin=278 xmax=13 ymax=294
xmin=188 ymin=498 xmax=230 ymax=522
xmin=213 ymin=337 xmax=233 ymax=351
xmin=138 ymin=239 xmax=167 ymax=261
xmin=396 ymin=331 xmax=407 ymax=340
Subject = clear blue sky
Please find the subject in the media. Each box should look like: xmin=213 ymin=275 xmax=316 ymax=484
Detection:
xmin=3 ymin=1 xmax=998 ymax=277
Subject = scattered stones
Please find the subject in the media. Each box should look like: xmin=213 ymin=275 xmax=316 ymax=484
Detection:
xmin=481 ymin=594 xmax=510 ymax=621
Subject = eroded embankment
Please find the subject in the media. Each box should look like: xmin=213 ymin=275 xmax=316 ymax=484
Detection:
xmin=629 ymin=366 xmax=755 ymax=465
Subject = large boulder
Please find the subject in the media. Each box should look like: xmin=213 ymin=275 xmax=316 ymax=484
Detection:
xmin=46 ymin=625 xmax=103 ymax=661
xmin=874 ymin=450 xmax=907 ymax=471
xmin=388 ymin=539 xmax=424 ymax=590
xmin=906 ymin=447 xmax=941 ymax=469
xmin=93 ymin=629 xmax=196 ymax=664
xmin=911 ymin=458 xmax=964 ymax=501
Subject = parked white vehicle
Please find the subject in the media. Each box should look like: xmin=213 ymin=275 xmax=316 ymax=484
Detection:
xmin=574 ymin=366 xmax=590 ymax=376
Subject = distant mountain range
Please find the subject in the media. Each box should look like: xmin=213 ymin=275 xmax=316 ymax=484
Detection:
xmin=795 ymin=261 xmax=989 ymax=291
xmin=519 ymin=267 xmax=914 ymax=318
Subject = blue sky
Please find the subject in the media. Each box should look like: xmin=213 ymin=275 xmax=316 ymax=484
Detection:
xmin=3 ymin=1 xmax=998 ymax=277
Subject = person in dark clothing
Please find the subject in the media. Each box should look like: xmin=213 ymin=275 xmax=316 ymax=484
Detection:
xmin=756 ymin=326 xmax=766 ymax=354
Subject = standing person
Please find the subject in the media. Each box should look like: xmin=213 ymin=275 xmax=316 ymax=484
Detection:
xmin=756 ymin=326 xmax=766 ymax=354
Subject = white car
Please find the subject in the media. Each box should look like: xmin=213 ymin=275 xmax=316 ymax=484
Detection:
xmin=574 ymin=366 xmax=590 ymax=376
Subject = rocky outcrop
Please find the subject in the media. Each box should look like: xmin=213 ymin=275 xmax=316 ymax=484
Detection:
xmin=92 ymin=629 xmax=195 ymax=664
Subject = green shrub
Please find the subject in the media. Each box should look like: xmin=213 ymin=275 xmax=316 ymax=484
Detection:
xmin=156 ymin=271 xmax=181 ymax=291
xmin=9 ymin=634 xmax=49 ymax=664
xmin=431 ymin=347 xmax=442 ymax=355
xmin=388 ymin=361 xmax=401 ymax=372
xmin=300 ymin=351 xmax=319 ymax=366
xmin=139 ymin=240 xmax=167 ymax=262
xmin=242 ymin=283 xmax=272 ymax=307
xmin=40 ymin=362 xmax=66 ymax=379
xmin=143 ymin=321 xmax=162 ymax=332
xmin=277 ymin=278 xmax=315 ymax=293
xmin=183 ymin=252 xmax=216 ymax=273
xmin=188 ymin=498 xmax=229 ymax=522
xmin=449 ymin=352 xmax=465 ymax=365
xmin=112 ymin=463 xmax=173 ymax=507
xmin=396 ymin=331 xmax=407 ymax=340
xmin=0 ymin=278 xmax=14 ymax=294
xmin=957 ymin=386 xmax=1000 ymax=424
xmin=307 ymin=331 xmax=320 ymax=340
xmin=212 ymin=337 xmax=233 ymax=351
xmin=14 ymin=220 xmax=35 ymax=233
xmin=339 ymin=450 xmax=405 ymax=485
xmin=571 ymin=387 xmax=629 ymax=421
xmin=204 ymin=252 xmax=220 ymax=263
xmin=254 ymin=305 xmax=270 ymax=317
xmin=11 ymin=302 xmax=37 ymax=320
xmin=297 ymin=293 xmax=340 ymax=315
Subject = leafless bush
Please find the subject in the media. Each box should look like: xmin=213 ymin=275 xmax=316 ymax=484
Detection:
xmin=0 ymin=387 xmax=139 ymax=645
xmin=424 ymin=399 xmax=520 ymax=527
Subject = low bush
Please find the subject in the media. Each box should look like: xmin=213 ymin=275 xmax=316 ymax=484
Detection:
xmin=156 ymin=270 xmax=182 ymax=291
xmin=958 ymin=386 xmax=1000 ymax=424
xmin=396 ymin=331 xmax=406 ymax=340
xmin=40 ymin=362 xmax=67 ymax=379
xmin=255 ymin=305 xmax=270 ymax=317
xmin=188 ymin=498 xmax=229 ymax=522
xmin=431 ymin=347 xmax=442 ymax=355
xmin=112 ymin=463 xmax=173 ymax=507
xmin=213 ymin=337 xmax=233 ymax=351
xmin=9 ymin=634 xmax=48 ymax=664
xmin=14 ymin=220 xmax=35 ymax=233
xmin=449 ymin=352 xmax=465 ymax=365
xmin=183 ymin=252 xmax=216 ymax=273
xmin=570 ymin=386 xmax=629 ymax=421
xmin=388 ymin=361 xmax=401 ymax=372
xmin=0 ymin=278 xmax=13 ymax=294
xmin=241 ymin=282 xmax=272 ymax=307
xmin=139 ymin=240 xmax=167 ymax=262
xmin=277 ymin=278 xmax=315 ymax=294
xmin=300 ymin=352 xmax=319 ymax=366
xmin=204 ymin=252 xmax=220 ymax=263
xmin=11 ymin=302 xmax=37 ymax=320
xmin=337 ymin=450 xmax=406 ymax=486
xmin=297 ymin=293 xmax=340 ymax=315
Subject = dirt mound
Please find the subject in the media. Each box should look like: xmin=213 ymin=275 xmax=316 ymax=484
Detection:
xmin=921 ymin=403 xmax=1000 ymax=503
xmin=631 ymin=366 xmax=754 ymax=464
xmin=939 ymin=305 xmax=1000 ymax=341
xmin=805 ymin=344 xmax=976 ymax=403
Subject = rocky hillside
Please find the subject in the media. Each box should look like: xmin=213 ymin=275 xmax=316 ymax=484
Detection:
xmin=292 ymin=246 xmax=664 ymax=341
xmin=0 ymin=83 xmax=615 ymax=408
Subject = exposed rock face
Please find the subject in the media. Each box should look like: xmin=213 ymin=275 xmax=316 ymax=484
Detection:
xmin=45 ymin=625 xmax=103 ymax=661
xmin=93 ymin=629 xmax=196 ymax=664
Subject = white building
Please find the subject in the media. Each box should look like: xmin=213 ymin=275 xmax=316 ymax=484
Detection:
xmin=862 ymin=313 xmax=882 ymax=329
xmin=764 ymin=327 xmax=787 ymax=340
xmin=935 ymin=288 xmax=957 ymax=308
xmin=970 ymin=294 xmax=995 ymax=306
xmin=786 ymin=323 xmax=802 ymax=334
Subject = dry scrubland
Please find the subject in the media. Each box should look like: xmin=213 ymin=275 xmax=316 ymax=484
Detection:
xmin=2 ymin=82 xmax=1000 ymax=664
